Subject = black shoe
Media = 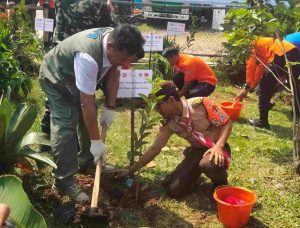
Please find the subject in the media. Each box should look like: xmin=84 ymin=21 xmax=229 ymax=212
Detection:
xmin=55 ymin=179 xmax=89 ymax=203
xmin=248 ymin=118 xmax=270 ymax=129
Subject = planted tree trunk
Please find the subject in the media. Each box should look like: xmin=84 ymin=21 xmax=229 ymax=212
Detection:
xmin=281 ymin=38 xmax=300 ymax=175
xmin=257 ymin=35 xmax=300 ymax=175
xmin=294 ymin=123 xmax=300 ymax=174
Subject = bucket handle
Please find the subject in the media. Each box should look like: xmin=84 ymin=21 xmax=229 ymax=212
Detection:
xmin=214 ymin=184 xmax=230 ymax=203
xmin=214 ymin=184 xmax=230 ymax=192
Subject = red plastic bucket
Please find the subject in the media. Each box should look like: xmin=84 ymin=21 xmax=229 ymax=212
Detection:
xmin=213 ymin=186 xmax=257 ymax=228
xmin=221 ymin=102 xmax=243 ymax=121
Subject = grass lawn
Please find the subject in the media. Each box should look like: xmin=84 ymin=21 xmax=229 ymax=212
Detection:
xmin=24 ymin=72 xmax=300 ymax=227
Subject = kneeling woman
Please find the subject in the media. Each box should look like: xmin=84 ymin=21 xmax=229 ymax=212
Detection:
xmin=118 ymin=82 xmax=232 ymax=198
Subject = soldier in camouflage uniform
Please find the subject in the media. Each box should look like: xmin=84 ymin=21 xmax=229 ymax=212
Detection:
xmin=53 ymin=0 xmax=114 ymax=42
xmin=39 ymin=25 xmax=145 ymax=203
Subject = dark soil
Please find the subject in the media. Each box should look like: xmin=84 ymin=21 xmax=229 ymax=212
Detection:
xmin=22 ymin=172 xmax=170 ymax=227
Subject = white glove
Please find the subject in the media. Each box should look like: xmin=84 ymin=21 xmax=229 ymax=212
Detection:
xmin=100 ymin=108 xmax=115 ymax=129
xmin=90 ymin=140 xmax=106 ymax=164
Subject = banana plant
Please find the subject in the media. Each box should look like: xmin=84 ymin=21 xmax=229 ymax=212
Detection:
xmin=0 ymin=175 xmax=47 ymax=227
xmin=0 ymin=96 xmax=56 ymax=174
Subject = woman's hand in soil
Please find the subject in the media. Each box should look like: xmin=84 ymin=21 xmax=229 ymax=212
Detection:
xmin=203 ymin=145 xmax=225 ymax=167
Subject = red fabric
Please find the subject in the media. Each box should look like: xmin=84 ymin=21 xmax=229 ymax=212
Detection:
xmin=39 ymin=0 xmax=55 ymax=8
xmin=222 ymin=196 xmax=247 ymax=205
xmin=177 ymin=117 xmax=231 ymax=169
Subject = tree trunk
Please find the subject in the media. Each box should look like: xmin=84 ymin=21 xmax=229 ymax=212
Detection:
xmin=294 ymin=123 xmax=300 ymax=175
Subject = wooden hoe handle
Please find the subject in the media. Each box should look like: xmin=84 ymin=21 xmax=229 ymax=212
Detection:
xmin=90 ymin=123 xmax=107 ymax=211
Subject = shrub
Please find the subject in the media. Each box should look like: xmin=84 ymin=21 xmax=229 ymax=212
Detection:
xmin=218 ymin=1 xmax=300 ymax=85
xmin=0 ymin=96 xmax=56 ymax=174
xmin=0 ymin=0 xmax=43 ymax=98
xmin=8 ymin=0 xmax=44 ymax=76
xmin=0 ymin=19 xmax=32 ymax=97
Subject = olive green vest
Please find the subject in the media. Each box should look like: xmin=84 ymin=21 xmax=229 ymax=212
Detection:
xmin=43 ymin=27 xmax=113 ymax=97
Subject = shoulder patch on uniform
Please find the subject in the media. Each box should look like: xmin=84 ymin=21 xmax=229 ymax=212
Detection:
xmin=190 ymin=97 xmax=203 ymax=107
xmin=87 ymin=28 xmax=106 ymax=39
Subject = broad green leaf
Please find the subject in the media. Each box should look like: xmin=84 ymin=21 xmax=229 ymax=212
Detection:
xmin=5 ymin=103 xmax=37 ymax=151
xmin=0 ymin=98 xmax=14 ymax=143
xmin=0 ymin=175 xmax=47 ymax=228
xmin=138 ymin=94 xmax=150 ymax=104
xmin=20 ymin=132 xmax=51 ymax=149
xmin=19 ymin=147 xmax=57 ymax=169
xmin=0 ymin=113 xmax=6 ymax=148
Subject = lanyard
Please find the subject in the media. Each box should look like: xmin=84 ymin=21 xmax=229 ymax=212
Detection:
xmin=177 ymin=100 xmax=231 ymax=169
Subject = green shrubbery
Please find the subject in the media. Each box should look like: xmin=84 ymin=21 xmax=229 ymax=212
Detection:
xmin=0 ymin=0 xmax=43 ymax=98
xmin=217 ymin=0 xmax=300 ymax=85
xmin=0 ymin=96 xmax=56 ymax=174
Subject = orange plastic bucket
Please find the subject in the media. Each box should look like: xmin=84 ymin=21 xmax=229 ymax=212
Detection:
xmin=221 ymin=102 xmax=243 ymax=121
xmin=213 ymin=186 xmax=257 ymax=228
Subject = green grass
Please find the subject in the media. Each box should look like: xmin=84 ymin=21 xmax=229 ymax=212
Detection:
xmin=25 ymin=74 xmax=300 ymax=227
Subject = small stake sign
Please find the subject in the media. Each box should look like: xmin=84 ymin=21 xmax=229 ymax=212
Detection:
xmin=34 ymin=18 xmax=54 ymax=32
xmin=44 ymin=18 xmax=54 ymax=32
xmin=117 ymin=70 xmax=153 ymax=98
xmin=142 ymin=33 xmax=164 ymax=52
xmin=167 ymin=22 xmax=186 ymax=36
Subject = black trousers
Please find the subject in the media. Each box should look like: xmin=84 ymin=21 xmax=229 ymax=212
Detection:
xmin=173 ymin=72 xmax=215 ymax=98
xmin=258 ymin=48 xmax=300 ymax=112
xmin=162 ymin=144 xmax=230 ymax=198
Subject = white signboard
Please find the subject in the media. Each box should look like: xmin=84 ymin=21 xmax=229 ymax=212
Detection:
xmin=142 ymin=33 xmax=164 ymax=52
xmin=117 ymin=70 xmax=153 ymax=98
xmin=34 ymin=18 xmax=44 ymax=31
xmin=212 ymin=9 xmax=225 ymax=31
xmin=44 ymin=18 xmax=54 ymax=32
xmin=167 ymin=22 xmax=186 ymax=36
xmin=35 ymin=18 xmax=54 ymax=32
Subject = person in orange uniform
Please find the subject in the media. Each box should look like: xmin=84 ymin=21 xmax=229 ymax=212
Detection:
xmin=117 ymin=82 xmax=232 ymax=198
xmin=162 ymin=47 xmax=217 ymax=98
xmin=235 ymin=37 xmax=300 ymax=129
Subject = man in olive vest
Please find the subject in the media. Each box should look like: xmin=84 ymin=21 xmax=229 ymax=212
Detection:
xmin=39 ymin=24 xmax=145 ymax=203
